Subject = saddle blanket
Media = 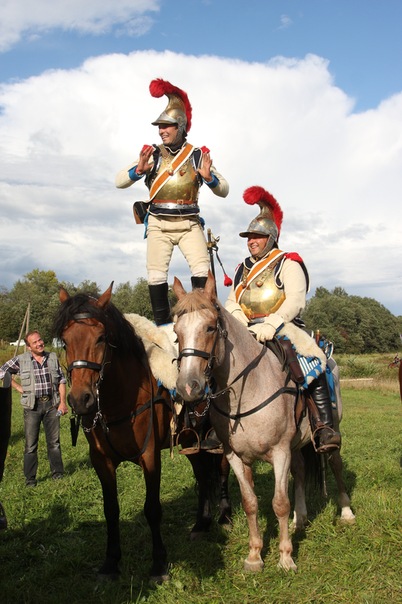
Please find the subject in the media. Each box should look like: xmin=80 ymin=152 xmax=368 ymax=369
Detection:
xmin=124 ymin=314 xmax=178 ymax=391
xmin=278 ymin=322 xmax=327 ymax=388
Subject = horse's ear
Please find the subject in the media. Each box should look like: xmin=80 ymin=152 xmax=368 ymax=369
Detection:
xmin=173 ymin=276 xmax=186 ymax=300
xmin=204 ymin=270 xmax=217 ymax=302
xmin=59 ymin=287 xmax=69 ymax=303
xmin=98 ymin=281 xmax=114 ymax=309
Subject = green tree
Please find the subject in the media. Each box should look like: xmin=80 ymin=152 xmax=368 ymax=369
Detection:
xmin=0 ymin=270 xmax=58 ymax=343
xmin=113 ymin=279 xmax=177 ymax=321
xmin=302 ymin=288 xmax=400 ymax=353
xmin=60 ymin=280 xmax=100 ymax=297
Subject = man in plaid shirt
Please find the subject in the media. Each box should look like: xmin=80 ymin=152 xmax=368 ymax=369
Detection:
xmin=0 ymin=330 xmax=68 ymax=486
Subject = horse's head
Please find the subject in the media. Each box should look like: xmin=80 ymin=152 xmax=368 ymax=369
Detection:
xmin=173 ymin=272 xmax=226 ymax=403
xmin=54 ymin=284 xmax=114 ymax=416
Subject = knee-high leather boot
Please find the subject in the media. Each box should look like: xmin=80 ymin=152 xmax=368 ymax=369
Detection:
xmin=308 ymin=372 xmax=341 ymax=452
xmin=148 ymin=283 xmax=171 ymax=326
xmin=191 ymin=276 xmax=207 ymax=290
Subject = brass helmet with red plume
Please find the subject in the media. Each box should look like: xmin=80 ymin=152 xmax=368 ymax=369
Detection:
xmin=150 ymin=79 xmax=192 ymax=136
xmin=239 ymin=186 xmax=283 ymax=240
xmin=239 ymin=186 xmax=283 ymax=257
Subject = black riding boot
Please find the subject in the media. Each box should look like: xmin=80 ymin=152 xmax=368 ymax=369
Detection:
xmin=148 ymin=283 xmax=171 ymax=326
xmin=200 ymin=427 xmax=223 ymax=453
xmin=308 ymin=372 xmax=341 ymax=453
xmin=191 ymin=276 xmax=207 ymax=290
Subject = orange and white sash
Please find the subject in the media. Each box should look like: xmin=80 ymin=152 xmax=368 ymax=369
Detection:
xmin=148 ymin=143 xmax=194 ymax=201
xmin=234 ymin=249 xmax=286 ymax=305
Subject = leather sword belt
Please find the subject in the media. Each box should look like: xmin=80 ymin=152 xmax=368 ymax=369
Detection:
xmin=36 ymin=395 xmax=51 ymax=402
xmin=152 ymin=199 xmax=197 ymax=206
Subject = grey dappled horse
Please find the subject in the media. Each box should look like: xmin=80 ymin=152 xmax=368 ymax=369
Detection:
xmin=173 ymin=273 xmax=355 ymax=572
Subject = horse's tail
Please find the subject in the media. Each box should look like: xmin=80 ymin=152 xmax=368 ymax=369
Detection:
xmin=302 ymin=442 xmax=324 ymax=494
xmin=193 ymin=451 xmax=223 ymax=501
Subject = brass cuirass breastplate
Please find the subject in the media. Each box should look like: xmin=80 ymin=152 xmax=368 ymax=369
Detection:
xmin=239 ymin=266 xmax=285 ymax=320
xmin=151 ymin=155 xmax=200 ymax=202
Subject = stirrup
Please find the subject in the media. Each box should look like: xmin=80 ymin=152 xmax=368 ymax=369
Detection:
xmin=312 ymin=426 xmax=341 ymax=454
xmin=200 ymin=428 xmax=224 ymax=454
xmin=175 ymin=428 xmax=200 ymax=455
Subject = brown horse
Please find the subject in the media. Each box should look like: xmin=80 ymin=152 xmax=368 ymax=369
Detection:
xmin=173 ymin=273 xmax=355 ymax=572
xmin=53 ymin=284 xmax=231 ymax=581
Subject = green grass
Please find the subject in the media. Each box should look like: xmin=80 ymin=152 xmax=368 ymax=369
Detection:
xmin=0 ymin=385 xmax=401 ymax=604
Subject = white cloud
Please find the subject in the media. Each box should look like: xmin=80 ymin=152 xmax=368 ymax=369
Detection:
xmin=0 ymin=0 xmax=160 ymax=52
xmin=0 ymin=50 xmax=401 ymax=314
xmin=279 ymin=14 xmax=293 ymax=29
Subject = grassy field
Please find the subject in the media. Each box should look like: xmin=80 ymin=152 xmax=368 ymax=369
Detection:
xmin=0 ymin=358 xmax=401 ymax=604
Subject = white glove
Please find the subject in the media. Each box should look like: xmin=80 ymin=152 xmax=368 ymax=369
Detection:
xmin=248 ymin=314 xmax=284 ymax=343
xmin=249 ymin=322 xmax=277 ymax=342
xmin=232 ymin=309 xmax=249 ymax=327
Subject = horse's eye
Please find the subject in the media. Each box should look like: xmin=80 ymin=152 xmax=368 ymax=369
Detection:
xmin=97 ymin=335 xmax=106 ymax=345
xmin=206 ymin=326 xmax=216 ymax=333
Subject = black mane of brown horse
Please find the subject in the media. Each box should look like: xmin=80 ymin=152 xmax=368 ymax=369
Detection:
xmin=53 ymin=292 xmax=144 ymax=358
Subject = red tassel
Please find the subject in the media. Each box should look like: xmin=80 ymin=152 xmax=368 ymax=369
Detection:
xmin=223 ymin=274 xmax=233 ymax=287
xmin=200 ymin=146 xmax=210 ymax=154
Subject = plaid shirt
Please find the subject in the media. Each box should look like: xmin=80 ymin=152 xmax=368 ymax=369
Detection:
xmin=0 ymin=353 xmax=66 ymax=398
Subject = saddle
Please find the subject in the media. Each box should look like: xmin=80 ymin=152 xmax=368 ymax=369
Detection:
xmin=266 ymin=338 xmax=320 ymax=434
xmin=266 ymin=337 xmax=304 ymax=385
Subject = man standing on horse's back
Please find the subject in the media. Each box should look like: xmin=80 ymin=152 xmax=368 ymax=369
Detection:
xmin=115 ymin=79 xmax=229 ymax=333
xmin=225 ymin=186 xmax=341 ymax=453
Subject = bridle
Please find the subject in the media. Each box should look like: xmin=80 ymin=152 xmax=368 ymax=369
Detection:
xmin=65 ymin=312 xmax=111 ymax=433
xmin=176 ymin=304 xmax=298 ymax=420
xmin=64 ymin=311 xmax=165 ymax=460
xmin=177 ymin=304 xmax=227 ymax=384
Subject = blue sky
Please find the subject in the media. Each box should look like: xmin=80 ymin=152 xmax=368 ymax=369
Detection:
xmin=0 ymin=0 xmax=401 ymax=315
xmin=1 ymin=1 xmax=401 ymax=111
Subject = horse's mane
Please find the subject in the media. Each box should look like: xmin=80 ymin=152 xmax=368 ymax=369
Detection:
xmin=53 ymin=292 xmax=145 ymax=358
xmin=172 ymin=289 xmax=217 ymax=318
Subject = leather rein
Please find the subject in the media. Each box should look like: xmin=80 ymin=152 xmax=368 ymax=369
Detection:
xmin=176 ymin=304 xmax=298 ymax=420
xmin=66 ymin=312 xmax=166 ymax=461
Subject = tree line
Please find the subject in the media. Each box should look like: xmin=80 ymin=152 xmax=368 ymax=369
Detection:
xmin=0 ymin=269 xmax=400 ymax=354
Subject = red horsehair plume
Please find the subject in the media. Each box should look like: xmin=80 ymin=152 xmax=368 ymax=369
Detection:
xmin=243 ymin=185 xmax=283 ymax=236
xmin=149 ymin=79 xmax=192 ymax=132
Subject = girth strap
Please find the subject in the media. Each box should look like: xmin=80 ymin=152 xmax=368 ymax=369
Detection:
xmin=210 ymin=384 xmax=298 ymax=421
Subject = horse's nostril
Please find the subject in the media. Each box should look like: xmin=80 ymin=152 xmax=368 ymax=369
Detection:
xmin=84 ymin=393 xmax=93 ymax=408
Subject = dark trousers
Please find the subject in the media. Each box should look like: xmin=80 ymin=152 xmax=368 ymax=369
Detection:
xmin=23 ymin=399 xmax=64 ymax=484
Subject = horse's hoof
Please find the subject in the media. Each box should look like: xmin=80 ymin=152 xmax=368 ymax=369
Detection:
xmin=97 ymin=571 xmax=120 ymax=582
xmin=218 ymin=515 xmax=233 ymax=530
xmin=339 ymin=515 xmax=356 ymax=526
xmin=277 ymin=559 xmax=298 ymax=572
xmin=97 ymin=560 xmax=120 ymax=581
xmin=149 ymin=573 xmax=170 ymax=585
xmin=190 ymin=519 xmax=211 ymax=540
xmin=190 ymin=532 xmax=202 ymax=541
xmin=243 ymin=558 xmax=264 ymax=572
xmin=290 ymin=518 xmax=308 ymax=533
